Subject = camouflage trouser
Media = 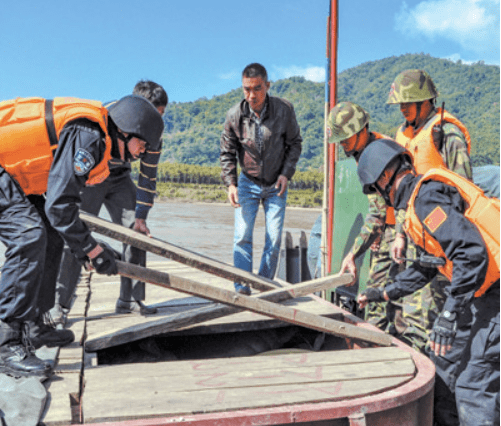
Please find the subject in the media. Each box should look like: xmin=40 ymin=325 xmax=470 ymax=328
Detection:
xmin=393 ymin=241 xmax=447 ymax=353
xmin=365 ymin=226 xmax=403 ymax=331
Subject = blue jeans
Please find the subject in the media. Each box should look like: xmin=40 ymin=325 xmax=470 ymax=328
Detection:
xmin=233 ymin=173 xmax=287 ymax=282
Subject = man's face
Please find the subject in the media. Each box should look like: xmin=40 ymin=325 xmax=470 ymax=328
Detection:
xmin=243 ymin=76 xmax=270 ymax=113
xmin=340 ymin=128 xmax=366 ymax=158
xmin=399 ymin=102 xmax=418 ymax=123
xmin=374 ymin=164 xmax=399 ymax=206
xmin=127 ymin=137 xmax=148 ymax=160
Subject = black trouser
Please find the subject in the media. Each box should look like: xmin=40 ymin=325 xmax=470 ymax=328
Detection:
xmin=431 ymin=283 xmax=500 ymax=426
xmin=455 ymin=283 xmax=500 ymax=426
xmin=0 ymin=168 xmax=63 ymax=323
xmin=27 ymin=194 xmax=64 ymax=315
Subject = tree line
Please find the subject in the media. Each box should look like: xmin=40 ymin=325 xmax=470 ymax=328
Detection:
xmin=160 ymin=53 xmax=500 ymax=170
xmin=131 ymin=162 xmax=324 ymax=190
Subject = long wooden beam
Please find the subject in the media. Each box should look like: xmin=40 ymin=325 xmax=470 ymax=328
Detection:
xmin=108 ymin=261 xmax=391 ymax=347
xmin=80 ymin=212 xmax=281 ymax=292
xmin=86 ymin=268 xmax=355 ymax=351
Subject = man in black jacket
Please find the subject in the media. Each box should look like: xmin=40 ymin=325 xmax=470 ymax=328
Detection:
xmin=220 ymin=63 xmax=302 ymax=295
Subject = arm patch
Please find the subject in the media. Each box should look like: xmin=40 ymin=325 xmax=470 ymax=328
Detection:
xmin=424 ymin=206 xmax=448 ymax=233
xmin=74 ymin=148 xmax=95 ymax=176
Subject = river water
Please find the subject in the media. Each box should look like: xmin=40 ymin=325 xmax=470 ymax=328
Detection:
xmin=0 ymin=201 xmax=322 ymax=268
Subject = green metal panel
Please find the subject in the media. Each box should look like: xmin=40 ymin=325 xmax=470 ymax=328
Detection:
xmin=326 ymin=158 xmax=371 ymax=303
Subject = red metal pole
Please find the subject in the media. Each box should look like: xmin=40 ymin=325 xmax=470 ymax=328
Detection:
xmin=327 ymin=0 xmax=338 ymax=273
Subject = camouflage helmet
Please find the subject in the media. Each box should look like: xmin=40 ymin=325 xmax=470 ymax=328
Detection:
xmin=327 ymin=102 xmax=370 ymax=144
xmin=387 ymin=69 xmax=439 ymax=104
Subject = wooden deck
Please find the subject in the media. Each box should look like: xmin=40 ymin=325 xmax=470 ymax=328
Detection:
xmin=40 ymin=260 xmax=419 ymax=425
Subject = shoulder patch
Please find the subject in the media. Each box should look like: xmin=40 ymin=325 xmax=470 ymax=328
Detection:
xmin=423 ymin=206 xmax=447 ymax=233
xmin=74 ymin=148 xmax=95 ymax=176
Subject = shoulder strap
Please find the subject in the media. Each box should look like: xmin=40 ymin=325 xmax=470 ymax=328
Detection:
xmin=44 ymin=99 xmax=58 ymax=155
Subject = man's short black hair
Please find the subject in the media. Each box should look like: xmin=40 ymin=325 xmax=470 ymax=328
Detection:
xmin=242 ymin=63 xmax=268 ymax=83
xmin=133 ymin=80 xmax=168 ymax=108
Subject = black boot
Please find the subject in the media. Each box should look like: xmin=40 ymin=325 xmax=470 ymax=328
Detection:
xmin=0 ymin=321 xmax=52 ymax=379
xmin=27 ymin=313 xmax=75 ymax=349
xmin=115 ymin=298 xmax=158 ymax=315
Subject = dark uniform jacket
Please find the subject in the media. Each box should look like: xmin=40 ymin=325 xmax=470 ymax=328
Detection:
xmin=384 ymin=173 xmax=489 ymax=314
xmin=45 ymin=119 xmax=109 ymax=259
xmin=220 ymin=95 xmax=302 ymax=187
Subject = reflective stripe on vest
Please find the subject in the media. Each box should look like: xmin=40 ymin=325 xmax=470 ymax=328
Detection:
xmin=404 ymin=169 xmax=500 ymax=297
xmin=395 ymin=109 xmax=471 ymax=175
xmin=0 ymin=97 xmax=112 ymax=195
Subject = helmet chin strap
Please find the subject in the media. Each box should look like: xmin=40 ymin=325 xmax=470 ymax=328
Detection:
xmin=346 ymin=132 xmax=361 ymax=158
xmin=409 ymin=101 xmax=426 ymax=128
xmin=117 ymin=131 xmax=134 ymax=161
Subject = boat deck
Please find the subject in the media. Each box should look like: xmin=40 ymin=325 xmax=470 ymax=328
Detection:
xmin=40 ymin=261 xmax=433 ymax=425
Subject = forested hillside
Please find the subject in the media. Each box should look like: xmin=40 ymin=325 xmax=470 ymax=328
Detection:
xmin=162 ymin=53 xmax=500 ymax=169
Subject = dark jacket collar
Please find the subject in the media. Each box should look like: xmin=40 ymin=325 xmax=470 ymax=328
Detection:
xmin=393 ymin=173 xmax=420 ymax=211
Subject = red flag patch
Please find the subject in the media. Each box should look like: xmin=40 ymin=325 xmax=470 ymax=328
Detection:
xmin=423 ymin=206 xmax=447 ymax=233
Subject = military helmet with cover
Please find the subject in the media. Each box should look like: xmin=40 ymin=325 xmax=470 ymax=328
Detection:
xmin=327 ymin=101 xmax=370 ymax=144
xmin=387 ymin=69 xmax=439 ymax=104
xmin=107 ymin=95 xmax=164 ymax=151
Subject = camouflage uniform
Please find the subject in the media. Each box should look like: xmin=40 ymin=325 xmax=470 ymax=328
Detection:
xmin=348 ymin=193 xmax=404 ymax=331
xmin=327 ymin=103 xmax=401 ymax=332
xmin=388 ymin=70 xmax=473 ymax=353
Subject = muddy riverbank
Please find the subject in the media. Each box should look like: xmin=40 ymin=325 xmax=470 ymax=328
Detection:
xmin=0 ymin=201 xmax=322 ymax=268
xmin=142 ymin=201 xmax=322 ymax=265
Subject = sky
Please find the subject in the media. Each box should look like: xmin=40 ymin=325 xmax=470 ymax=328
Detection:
xmin=0 ymin=0 xmax=499 ymax=104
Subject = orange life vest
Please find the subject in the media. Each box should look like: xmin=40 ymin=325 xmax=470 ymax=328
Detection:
xmin=404 ymin=169 xmax=500 ymax=297
xmin=371 ymin=131 xmax=396 ymax=225
xmin=0 ymin=97 xmax=112 ymax=195
xmin=395 ymin=109 xmax=471 ymax=175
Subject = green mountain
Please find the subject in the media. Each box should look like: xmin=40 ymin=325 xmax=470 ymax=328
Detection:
xmin=162 ymin=53 xmax=500 ymax=169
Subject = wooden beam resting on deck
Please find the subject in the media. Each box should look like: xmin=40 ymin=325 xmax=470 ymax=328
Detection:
xmin=86 ymin=268 xmax=355 ymax=351
xmin=80 ymin=212 xmax=283 ymax=292
xmin=112 ymin=261 xmax=391 ymax=347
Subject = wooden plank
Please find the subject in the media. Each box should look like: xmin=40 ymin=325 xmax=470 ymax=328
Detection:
xmin=87 ymin=359 xmax=414 ymax=392
xmin=113 ymin=261 xmax=390 ymax=346
xmin=86 ymin=270 xmax=354 ymax=351
xmin=80 ymin=212 xmax=286 ymax=292
xmin=88 ymin=347 xmax=412 ymax=380
xmin=82 ymin=349 xmax=414 ymax=421
xmin=41 ymin=375 xmax=79 ymax=425
xmin=86 ymin=296 xmax=342 ymax=351
xmin=85 ymin=377 xmax=412 ymax=422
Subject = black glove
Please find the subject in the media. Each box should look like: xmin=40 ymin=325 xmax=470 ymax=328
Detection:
xmin=91 ymin=243 xmax=118 ymax=275
xmin=430 ymin=311 xmax=457 ymax=352
xmin=361 ymin=287 xmax=386 ymax=303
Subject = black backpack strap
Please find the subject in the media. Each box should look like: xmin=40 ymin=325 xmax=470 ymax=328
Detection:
xmin=44 ymin=99 xmax=58 ymax=155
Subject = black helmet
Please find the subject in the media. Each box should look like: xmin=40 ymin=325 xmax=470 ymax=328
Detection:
xmin=357 ymin=139 xmax=411 ymax=195
xmin=107 ymin=95 xmax=164 ymax=150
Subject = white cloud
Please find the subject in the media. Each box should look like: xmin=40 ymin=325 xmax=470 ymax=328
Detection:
xmin=395 ymin=0 xmax=500 ymax=57
xmin=271 ymin=65 xmax=326 ymax=82
xmin=443 ymin=53 xmax=478 ymax=64
xmin=218 ymin=71 xmax=240 ymax=80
